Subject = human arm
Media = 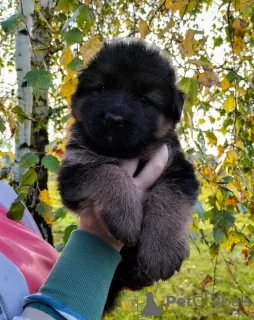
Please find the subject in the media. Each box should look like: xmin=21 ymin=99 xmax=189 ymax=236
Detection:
xmin=17 ymin=145 xmax=168 ymax=320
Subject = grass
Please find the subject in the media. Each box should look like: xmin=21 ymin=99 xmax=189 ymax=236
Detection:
xmin=49 ymin=178 xmax=254 ymax=319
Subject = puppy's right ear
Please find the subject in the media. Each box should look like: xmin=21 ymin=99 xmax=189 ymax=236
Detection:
xmin=71 ymin=69 xmax=87 ymax=121
xmin=174 ymin=89 xmax=185 ymax=121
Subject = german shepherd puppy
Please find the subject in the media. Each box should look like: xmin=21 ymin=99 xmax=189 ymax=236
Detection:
xmin=58 ymin=38 xmax=199 ymax=311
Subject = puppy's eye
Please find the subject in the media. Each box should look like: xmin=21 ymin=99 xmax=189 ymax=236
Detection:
xmin=91 ymin=86 xmax=105 ymax=96
xmin=95 ymin=86 xmax=105 ymax=92
xmin=141 ymin=96 xmax=152 ymax=106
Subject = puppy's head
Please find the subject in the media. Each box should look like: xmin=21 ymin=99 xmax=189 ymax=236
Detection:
xmin=72 ymin=39 xmax=184 ymax=156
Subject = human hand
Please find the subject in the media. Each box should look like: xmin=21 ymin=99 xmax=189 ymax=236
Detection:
xmin=78 ymin=144 xmax=169 ymax=251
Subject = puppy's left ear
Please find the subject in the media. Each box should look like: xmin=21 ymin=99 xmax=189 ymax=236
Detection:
xmin=174 ymin=89 xmax=185 ymax=121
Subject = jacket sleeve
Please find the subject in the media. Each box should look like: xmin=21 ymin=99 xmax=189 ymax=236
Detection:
xmin=20 ymin=230 xmax=121 ymax=320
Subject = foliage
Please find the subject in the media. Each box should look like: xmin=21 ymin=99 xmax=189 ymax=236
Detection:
xmin=0 ymin=0 xmax=254 ymax=318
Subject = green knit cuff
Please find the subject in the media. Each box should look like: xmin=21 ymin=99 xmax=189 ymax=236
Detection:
xmin=40 ymin=230 xmax=121 ymax=320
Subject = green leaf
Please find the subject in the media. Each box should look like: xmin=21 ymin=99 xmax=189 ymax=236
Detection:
xmin=63 ymin=224 xmax=77 ymax=244
xmin=247 ymin=224 xmax=254 ymax=233
xmin=67 ymin=57 xmax=83 ymax=72
xmin=41 ymin=155 xmax=60 ymax=173
xmin=36 ymin=201 xmax=52 ymax=216
xmin=57 ymin=0 xmax=72 ymax=11
xmin=12 ymin=106 xmax=28 ymax=123
xmin=247 ymin=254 xmax=254 ymax=268
xmin=63 ymin=28 xmax=83 ymax=45
xmin=213 ymin=36 xmax=223 ymax=47
xmin=221 ymin=176 xmax=233 ymax=183
xmin=226 ymin=71 xmax=240 ymax=83
xmin=20 ymin=152 xmax=39 ymax=168
xmin=194 ymin=200 xmax=204 ymax=221
xmin=21 ymin=168 xmax=37 ymax=185
xmin=210 ymin=210 xmax=236 ymax=235
xmin=7 ymin=200 xmax=25 ymax=221
xmin=0 ymin=115 xmax=6 ymax=133
xmin=209 ymin=242 xmax=220 ymax=260
xmin=204 ymin=207 xmax=216 ymax=220
xmin=77 ymin=6 xmax=94 ymax=30
xmin=24 ymin=70 xmax=51 ymax=96
xmin=205 ymin=131 xmax=217 ymax=145
xmin=213 ymin=228 xmax=224 ymax=244
xmin=54 ymin=207 xmax=67 ymax=220
xmin=16 ymin=185 xmax=30 ymax=199
xmin=179 ymin=77 xmax=198 ymax=110
xmin=1 ymin=13 xmax=24 ymax=35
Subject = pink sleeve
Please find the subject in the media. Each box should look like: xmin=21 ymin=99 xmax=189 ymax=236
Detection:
xmin=0 ymin=205 xmax=58 ymax=293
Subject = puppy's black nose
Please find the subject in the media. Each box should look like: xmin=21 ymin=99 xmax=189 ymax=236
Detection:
xmin=104 ymin=112 xmax=124 ymax=127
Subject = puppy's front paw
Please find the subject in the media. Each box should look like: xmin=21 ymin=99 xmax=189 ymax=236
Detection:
xmin=101 ymin=200 xmax=143 ymax=246
xmin=138 ymin=234 xmax=189 ymax=281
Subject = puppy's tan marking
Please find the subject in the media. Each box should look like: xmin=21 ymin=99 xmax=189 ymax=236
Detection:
xmin=154 ymin=115 xmax=173 ymax=139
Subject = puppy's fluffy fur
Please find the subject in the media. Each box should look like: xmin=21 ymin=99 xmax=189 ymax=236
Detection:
xmin=58 ymin=39 xmax=199 ymax=311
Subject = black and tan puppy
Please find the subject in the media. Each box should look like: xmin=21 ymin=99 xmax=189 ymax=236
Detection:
xmin=58 ymin=39 xmax=199 ymax=311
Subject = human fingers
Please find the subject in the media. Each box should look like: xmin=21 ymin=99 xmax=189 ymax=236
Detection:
xmin=134 ymin=144 xmax=168 ymax=191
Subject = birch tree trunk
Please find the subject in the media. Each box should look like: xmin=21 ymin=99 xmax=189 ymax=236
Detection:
xmin=14 ymin=0 xmax=34 ymax=185
xmin=26 ymin=0 xmax=55 ymax=244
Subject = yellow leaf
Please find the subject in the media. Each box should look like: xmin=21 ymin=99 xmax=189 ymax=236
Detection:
xmin=66 ymin=116 xmax=76 ymax=136
xmin=200 ymin=167 xmax=210 ymax=176
xmin=165 ymin=0 xmax=172 ymax=9
xmin=172 ymin=0 xmax=189 ymax=13
xmin=242 ymin=246 xmax=250 ymax=259
xmin=233 ymin=35 xmax=245 ymax=55
xmin=200 ymin=274 xmax=212 ymax=291
xmin=236 ymin=86 xmax=246 ymax=95
xmin=61 ymin=45 xmax=73 ymax=70
xmin=220 ymin=78 xmax=231 ymax=90
xmin=223 ymin=96 xmax=236 ymax=113
xmin=226 ymin=197 xmax=237 ymax=207
xmin=239 ymin=0 xmax=254 ymax=11
xmin=217 ymin=145 xmax=224 ymax=158
xmin=39 ymin=189 xmax=52 ymax=206
xmin=233 ymin=0 xmax=240 ymax=11
xmin=44 ymin=212 xmax=54 ymax=225
xmin=205 ymin=131 xmax=217 ymax=145
xmin=225 ymin=150 xmax=238 ymax=163
xmin=158 ymin=19 xmax=175 ymax=37
xmin=179 ymin=29 xmax=196 ymax=57
xmin=139 ymin=19 xmax=150 ymax=38
xmin=60 ymin=74 xmax=78 ymax=105
xmin=247 ymin=254 xmax=254 ymax=269
xmin=179 ymin=0 xmax=196 ymax=16
xmin=223 ymin=231 xmax=247 ymax=251
xmin=80 ymin=37 xmax=102 ymax=66
xmin=189 ymin=58 xmax=211 ymax=67
xmin=198 ymin=70 xmax=219 ymax=87
xmin=232 ymin=18 xmax=248 ymax=29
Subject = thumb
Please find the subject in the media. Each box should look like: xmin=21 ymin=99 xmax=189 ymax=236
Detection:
xmin=134 ymin=144 xmax=168 ymax=191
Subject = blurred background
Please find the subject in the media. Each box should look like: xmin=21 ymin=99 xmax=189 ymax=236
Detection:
xmin=0 ymin=0 xmax=253 ymax=318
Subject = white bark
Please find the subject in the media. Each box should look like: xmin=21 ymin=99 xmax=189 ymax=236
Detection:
xmin=31 ymin=0 xmax=54 ymax=135
xmin=14 ymin=0 xmax=34 ymax=185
